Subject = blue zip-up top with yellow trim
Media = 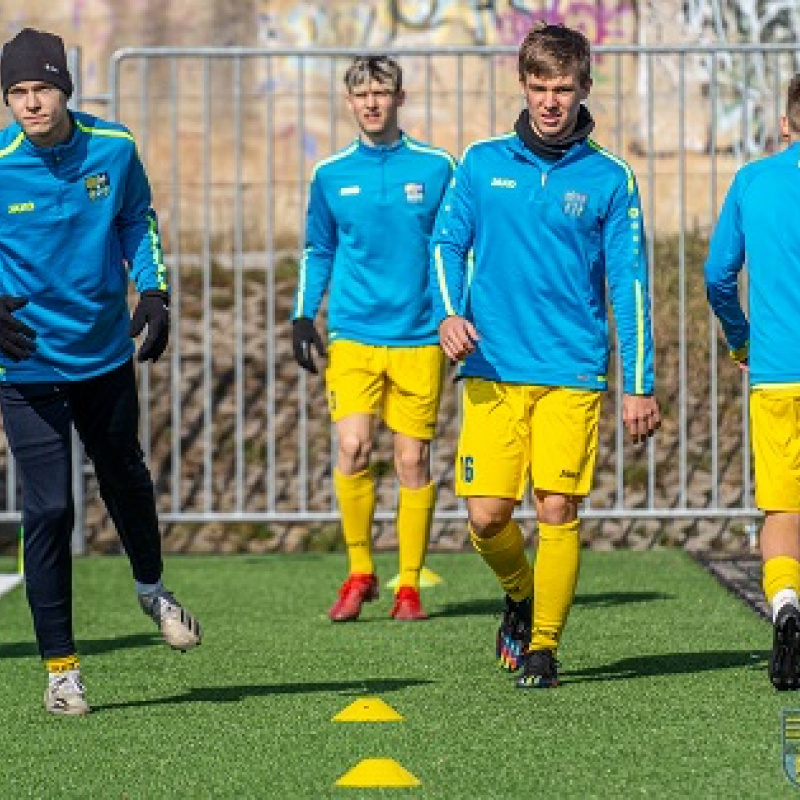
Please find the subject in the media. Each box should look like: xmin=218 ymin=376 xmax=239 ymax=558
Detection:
xmin=292 ymin=133 xmax=454 ymax=346
xmin=431 ymin=131 xmax=654 ymax=394
xmin=0 ymin=110 xmax=166 ymax=382
xmin=704 ymin=142 xmax=800 ymax=386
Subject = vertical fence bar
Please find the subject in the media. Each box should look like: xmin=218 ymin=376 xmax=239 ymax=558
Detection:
xmin=489 ymin=53 xmax=496 ymax=136
xmin=741 ymin=51 xmax=752 ymax=507
xmin=709 ymin=50 xmax=719 ymax=510
xmin=678 ymin=53 xmax=687 ymax=512
xmin=202 ymin=57 xmax=213 ymax=513
xmin=613 ymin=49 xmax=624 ymax=512
xmin=456 ymin=54 xmax=463 ymax=157
xmin=643 ymin=49 xmax=656 ymax=511
xmin=297 ymin=55 xmax=309 ymax=513
xmin=265 ymin=55 xmax=277 ymax=514
xmin=70 ymin=431 xmax=85 ymax=555
xmin=234 ymin=55 xmax=245 ymax=513
xmin=170 ymin=57 xmax=183 ymax=516
xmin=425 ymin=53 xmax=432 ymax=144
xmin=646 ymin=49 xmax=656 ymax=513
xmin=329 ymin=56 xmax=338 ymax=516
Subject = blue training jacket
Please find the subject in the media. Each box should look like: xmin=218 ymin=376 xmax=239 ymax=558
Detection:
xmin=292 ymin=134 xmax=454 ymax=346
xmin=431 ymin=131 xmax=655 ymax=395
xmin=704 ymin=142 xmax=800 ymax=386
xmin=0 ymin=111 xmax=167 ymax=382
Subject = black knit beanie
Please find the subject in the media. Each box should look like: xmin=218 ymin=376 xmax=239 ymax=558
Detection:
xmin=1 ymin=28 xmax=73 ymax=102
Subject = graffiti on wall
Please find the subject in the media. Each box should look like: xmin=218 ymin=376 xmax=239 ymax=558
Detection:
xmin=256 ymin=0 xmax=635 ymax=156
xmin=258 ymin=0 xmax=634 ymax=49
xmin=642 ymin=0 xmax=800 ymax=156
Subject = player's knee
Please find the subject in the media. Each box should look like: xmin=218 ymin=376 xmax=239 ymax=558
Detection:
xmin=337 ymin=433 xmax=373 ymax=472
xmin=535 ymin=492 xmax=579 ymax=525
xmin=468 ymin=503 xmax=514 ymax=539
xmin=394 ymin=444 xmax=430 ymax=486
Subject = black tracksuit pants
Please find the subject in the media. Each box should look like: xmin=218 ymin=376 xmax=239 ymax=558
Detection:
xmin=0 ymin=359 xmax=163 ymax=659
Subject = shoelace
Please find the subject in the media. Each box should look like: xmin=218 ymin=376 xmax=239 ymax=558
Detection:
xmin=143 ymin=590 xmax=179 ymax=620
xmin=51 ymin=673 xmax=86 ymax=696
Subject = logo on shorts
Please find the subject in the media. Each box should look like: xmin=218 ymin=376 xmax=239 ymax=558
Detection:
xmin=404 ymin=182 xmax=425 ymax=203
xmin=782 ymin=709 xmax=800 ymax=787
xmin=84 ymin=172 xmax=111 ymax=200
xmin=560 ymin=469 xmax=578 ymax=479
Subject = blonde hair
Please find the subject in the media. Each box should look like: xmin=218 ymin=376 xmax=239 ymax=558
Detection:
xmin=344 ymin=56 xmax=402 ymax=93
xmin=518 ymin=22 xmax=591 ymax=86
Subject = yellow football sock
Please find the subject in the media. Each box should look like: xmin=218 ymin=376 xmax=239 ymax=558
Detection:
xmin=45 ymin=654 xmax=80 ymax=673
xmin=531 ymin=519 xmax=581 ymax=652
xmin=334 ymin=467 xmax=376 ymax=576
xmin=470 ymin=519 xmax=533 ymax=602
xmin=396 ymin=482 xmax=435 ymax=590
xmin=763 ymin=556 xmax=800 ymax=602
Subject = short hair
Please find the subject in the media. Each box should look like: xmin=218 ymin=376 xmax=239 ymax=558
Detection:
xmin=343 ymin=55 xmax=402 ymax=94
xmin=517 ymin=22 xmax=591 ymax=85
xmin=787 ymin=74 xmax=800 ymax=134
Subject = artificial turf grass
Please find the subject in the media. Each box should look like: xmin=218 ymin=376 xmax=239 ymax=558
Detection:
xmin=0 ymin=550 xmax=796 ymax=799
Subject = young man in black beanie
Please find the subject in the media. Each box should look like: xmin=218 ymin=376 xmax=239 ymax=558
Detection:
xmin=0 ymin=27 xmax=201 ymax=717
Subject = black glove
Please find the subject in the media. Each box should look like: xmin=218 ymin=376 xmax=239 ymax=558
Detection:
xmin=292 ymin=317 xmax=326 ymax=374
xmin=130 ymin=290 xmax=169 ymax=362
xmin=0 ymin=295 xmax=36 ymax=362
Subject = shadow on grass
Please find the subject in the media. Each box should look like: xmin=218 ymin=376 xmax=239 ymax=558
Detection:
xmin=564 ymin=649 xmax=769 ymax=684
xmin=430 ymin=590 xmax=674 ymax=619
xmin=573 ymin=591 xmax=674 ymax=607
xmin=428 ymin=598 xmax=500 ymax=618
xmin=93 ymin=677 xmax=435 ymax=712
xmin=0 ymin=632 xmax=159 ymax=660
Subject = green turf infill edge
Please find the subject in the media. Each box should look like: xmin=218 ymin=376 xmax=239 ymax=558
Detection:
xmin=690 ymin=549 xmax=770 ymax=621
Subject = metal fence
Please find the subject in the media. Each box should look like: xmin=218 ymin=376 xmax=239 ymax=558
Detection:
xmin=5 ymin=44 xmax=800 ymax=552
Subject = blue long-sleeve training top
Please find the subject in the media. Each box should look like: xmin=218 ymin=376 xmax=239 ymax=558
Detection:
xmin=0 ymin=110 xmax=167 ymax=382
xmin=704 ymin=142 xmax=800 ymax=386
xmin=430 ymin=132 xmax=654 ymax=395
xmin=292 ymin=133 xmax=454 ymax=346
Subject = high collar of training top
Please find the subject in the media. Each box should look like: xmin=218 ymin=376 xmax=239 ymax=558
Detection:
xmin=514 ymin=105 xmax=594 ymax=161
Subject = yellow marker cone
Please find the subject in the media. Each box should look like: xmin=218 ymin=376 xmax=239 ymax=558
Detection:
xmin=335 ymin=758 xmax=420 ymax=788
xmin=386 ymin=566 xmax=443 ymax=589
xmin=332 ymin=697 xmax=404 ymax=722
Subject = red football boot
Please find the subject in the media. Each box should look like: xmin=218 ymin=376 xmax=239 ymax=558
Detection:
xmin=328 ymin=574 xmax=379 ymax=621
xmin=390 ymin=586 xmax=428 ymax=621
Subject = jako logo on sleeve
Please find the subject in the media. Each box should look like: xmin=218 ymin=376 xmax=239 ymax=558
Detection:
xmin=490 ymin=178 xmax=516 ymax=189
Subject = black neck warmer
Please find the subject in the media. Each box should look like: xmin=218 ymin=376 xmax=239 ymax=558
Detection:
xmin=514 ymin=105 xmax=595 ymax=161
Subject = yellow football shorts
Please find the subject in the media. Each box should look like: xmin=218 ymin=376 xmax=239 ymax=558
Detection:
xmin=325 ymin=340 xmax=444 ymax=441
xmin=455 ymin=378 xmax=602 ymax=499
xmin=751 ymin=385 xmax=800 ymax=511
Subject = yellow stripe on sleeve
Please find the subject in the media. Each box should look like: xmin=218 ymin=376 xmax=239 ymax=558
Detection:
xmin=635 ymin=279 xmax=644 ymax=394
xmin=434 ymin=244 xmax=456 ymax=317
